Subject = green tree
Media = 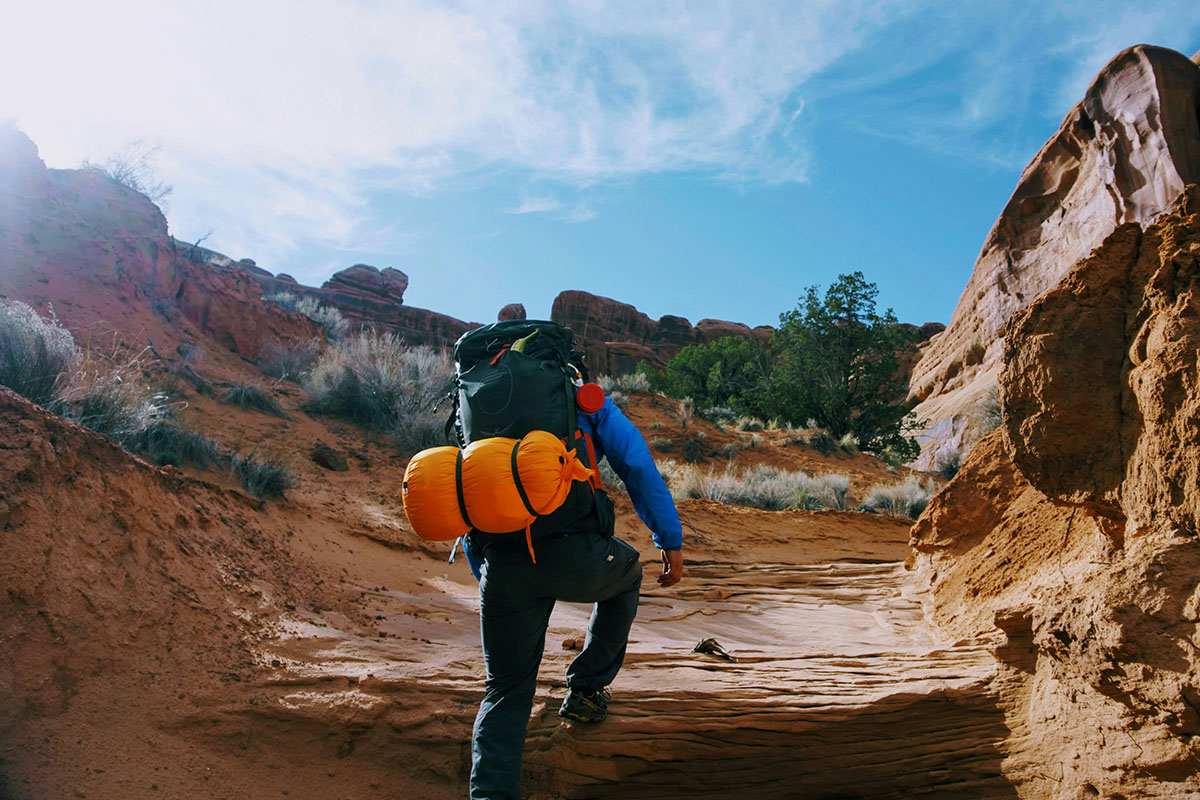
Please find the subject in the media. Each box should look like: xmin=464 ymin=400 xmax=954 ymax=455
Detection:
xmin=772 ymin=271 xmax=920 ymax=456
xmin=656 ymin=336 xmax=773 ymax=415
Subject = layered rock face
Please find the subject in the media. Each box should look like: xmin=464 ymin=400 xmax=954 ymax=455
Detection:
xmin=911 ymin=187 xmax=1200 ymax=797
xmin=0 ymin=126 xmax=179 ymax=333
xmin=0 ymin=126 xmax=314 ymax=362
xmin=551 ymin=289 xmax=772 ymax=375
xmin=908 ymin=45 xmax=1200 ymax=468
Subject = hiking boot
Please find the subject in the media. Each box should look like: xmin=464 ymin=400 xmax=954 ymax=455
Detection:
xmin=558 ymin=687 xmax=612 ymax=723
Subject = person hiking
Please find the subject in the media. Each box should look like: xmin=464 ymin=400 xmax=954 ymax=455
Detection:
xmin=448 ymin=323 xmax=685 ymax=800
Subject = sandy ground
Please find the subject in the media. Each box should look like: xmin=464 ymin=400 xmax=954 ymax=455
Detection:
xmin=2 ymin=368 xmax=994 ymax=800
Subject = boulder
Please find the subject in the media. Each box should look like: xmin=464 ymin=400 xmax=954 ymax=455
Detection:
xmin=498 ymin=303 xmax=526 ymax=321
xmin=323 ymin=264 xmax=409 ymax=305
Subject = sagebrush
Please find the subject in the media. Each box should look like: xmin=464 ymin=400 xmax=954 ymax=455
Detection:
xmin=265 ymin=292 xmax=349 ymax=340
xmin=0 ymin=300 xmax=78 ymax=406
xmin=304 ymin=332 xmax=453 ymax=453
xmin=860 ymin=476 xmax=935 ymax=519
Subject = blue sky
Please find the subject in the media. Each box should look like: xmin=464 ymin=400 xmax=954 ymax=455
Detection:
xmin=3 ymin=2 xmax=1199 ymax=329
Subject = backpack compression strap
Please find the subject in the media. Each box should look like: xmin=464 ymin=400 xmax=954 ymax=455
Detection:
xmin=454 ymin=450 xmax=474 ymax=530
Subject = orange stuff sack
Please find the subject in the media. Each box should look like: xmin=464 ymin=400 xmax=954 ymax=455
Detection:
xmin=402 ymin=430 xmax=593 ymax=541
xmin=401 ymin=447 xmax=469 ymax=542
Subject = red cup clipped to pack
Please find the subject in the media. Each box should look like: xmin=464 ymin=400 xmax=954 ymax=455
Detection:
xmin=575 ymin=383 xmax=605 ymax=413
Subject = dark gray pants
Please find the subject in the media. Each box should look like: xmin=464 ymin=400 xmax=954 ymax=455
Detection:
xmin=469 ymin=531 xmax=642 ymax=800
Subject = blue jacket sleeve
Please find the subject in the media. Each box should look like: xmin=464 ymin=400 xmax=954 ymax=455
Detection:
xmin=581 ymin=399 xmax=683 ymax=550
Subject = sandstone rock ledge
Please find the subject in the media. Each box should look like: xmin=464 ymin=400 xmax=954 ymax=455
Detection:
xmin=911 ymin=186 xmax=1200 ymax=798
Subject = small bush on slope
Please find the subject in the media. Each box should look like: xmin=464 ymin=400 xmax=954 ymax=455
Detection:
xmin=0 ymin=300 xmax=78 ymax=406
xmin=304 ymin=331 xmax=453 ymax=454
xmin=659 ymin=462 xmax=852 ymax=512
xmin=264 ymin=291 xmax=349 ymax=340
xmin=258 ymin=339 xmax=320 ymax=382
xmin=232 ymin=452 xmax=293 ymax=499
xmin=596 ymin=372 xmax=651 ymax=393
xmin=222 ymin=383 xmax=287 ymax=417
xmin=860 ymin=476 xmax=935 ymax=519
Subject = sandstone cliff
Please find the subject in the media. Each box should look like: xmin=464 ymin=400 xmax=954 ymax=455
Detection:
xmin=911 ymin=186 xmax=1200 ymax=797
xmin=908 ymin=45 xmax=1200 ymax=468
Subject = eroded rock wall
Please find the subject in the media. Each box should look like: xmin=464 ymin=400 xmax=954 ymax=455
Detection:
xmin=908 ymin=45 xmax=1200 ymax=468
xmin=912 ymin=186 xmax=1200 ymax=797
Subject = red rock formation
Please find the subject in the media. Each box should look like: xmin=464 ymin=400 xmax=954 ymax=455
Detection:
xmin=0 ymin=125 xmax=179 ymax=339
xmin=250 ymin=267 xmax=475 ymax=349
xmin=322 ymin=264 xmax=409 ymax=305
xmin=0 ymin=126 xmax=315 ymax=362
xmin=912 ymin=187 xmax=1200 ymax=797
xmin=498 ymin=303 xmax=526 ymax=321
xmin=551 ymin=290 xmax=771 ymax=375
xmin=908 ymin=45 xmax=1200 ymax=467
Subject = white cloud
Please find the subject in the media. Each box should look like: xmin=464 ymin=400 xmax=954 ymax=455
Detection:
xmin=4 ymin=1 xmax=1194 ymax=269
xmin=504 ymin=195 xmax=561 ymax=215
xmin=0 ymin=0 xmax=907 ymax=265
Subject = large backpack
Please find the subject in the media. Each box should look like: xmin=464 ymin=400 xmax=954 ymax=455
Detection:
xmin=442 ymin=320 xmax=612 ymax=550
xmin=448 ymin=319 xmax=579 ymax=446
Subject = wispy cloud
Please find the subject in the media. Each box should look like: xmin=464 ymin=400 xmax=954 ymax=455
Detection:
xmin=504 ymin=195 xmax=561 ymax=215
xmin=564 ymin=204 xmax=596 ymax=223
xmin=0 ymin=0 xmax=904 ymax=264
xmin=2 ymin=0 xmax=1196 ymax=269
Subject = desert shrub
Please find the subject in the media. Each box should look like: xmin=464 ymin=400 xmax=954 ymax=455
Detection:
xmin=258 ymin=339 xmax=320 ymax=382
xmin=0 ymin=300 xmax=78 ymax=406
xmin=935 ymin=448 xmax=962 ymax=480
xmin=305 ymin=332 xmax=453 ymax=453
xmin=669 ymin=463 xmax=816 ymax=511
xmin=742 ymin=433 xmax=762 ymax=450
xmin=650 ymin=420 xmax=663 ymax=430
xmin=176 ymin=343 xmax=205 ymax=362
xmin=977 ymin=384 xmax=1003 ymax=433
xmin=876 ymin=443 xmax=912 ymax=467
xmin=608 ymin=390 xmax=628 ymax=410
xmin=125 ymin=421 xmax=223 ymax=468
xmin=392 ymin=413 xmax=450 ymax=457
xmin=222 ymin=383 xmax=286 ymax=417
xmin=735 ymin=415 xmax=764 ymax=432
xmin=682 ymin=433 xmax=706 ymax=463
xmin=597 ymin=456 xmax=623 ymax=490
xmin=802 ymin=473 xmax=851 ymax=510
xmin=81 ymin=140 xmax=172 ymax=205
xmin=264 ymin=291 xmax=349 ymax=340
xmin=650 ymin=436 xmax=675 ymax=453
xmin=231 ymin=452 xmax=293 ymax=499
xmin=62 ymin=350 xmax=167 ymax=439
xmin=596 ymin=372 xmax=651 ymax=393
xmin=808 ymin=430 xmax=837 ymax=456
xmin=838 ymin=432 xmax=860 ymax=454
xmin=656 ymin=335 xmax=773 ymax=415
xmin=860 ymin=476 xmax=934 ymax=519
xmin=675 ymin=397 xmax=695 ymax=429
xmin=715 ymin=442 xmax=739 ymax=459
xmin=698 ymin=405 xmax=739 ymax=425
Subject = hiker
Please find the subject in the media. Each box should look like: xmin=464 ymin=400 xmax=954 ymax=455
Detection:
xmin=451 ymin=324 xmax=684 ymax=800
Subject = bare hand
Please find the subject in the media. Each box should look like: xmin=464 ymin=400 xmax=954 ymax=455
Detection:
xmin=658 ymin=549 xmax=684 ymax=588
